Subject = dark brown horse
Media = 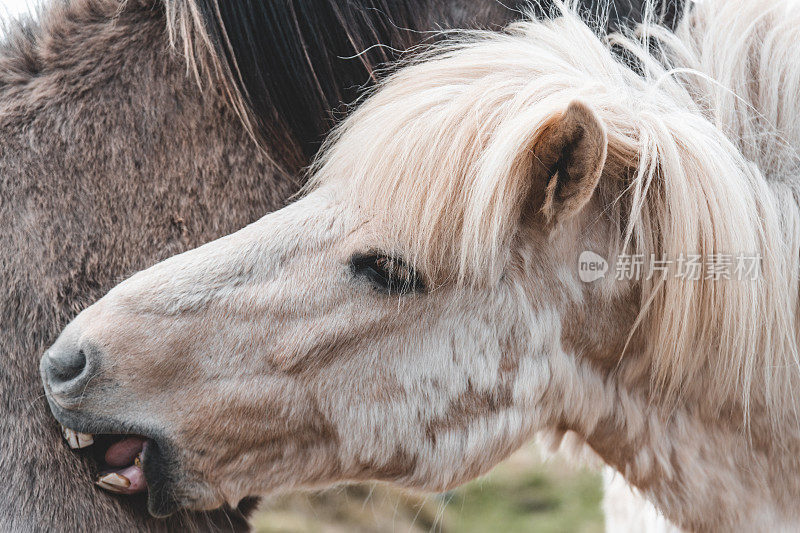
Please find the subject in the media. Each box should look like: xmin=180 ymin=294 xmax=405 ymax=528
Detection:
xmin=1 ymin=0 xmax=680 ymax=530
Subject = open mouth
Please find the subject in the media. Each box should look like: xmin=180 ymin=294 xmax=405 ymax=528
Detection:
xmin=44 ymin=384 xmax=182 ymax=516
xmin=61 ymin=425 xmax=149 ymax=495
xmin=58 ymin=421 xmax=183 ymax=517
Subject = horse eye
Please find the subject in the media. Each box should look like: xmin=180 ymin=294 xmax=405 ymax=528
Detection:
xmin=350 ymin=253 xmax=426 ymax=294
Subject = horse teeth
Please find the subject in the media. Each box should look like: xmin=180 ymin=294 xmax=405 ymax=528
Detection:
xmin=96 ymin=473 xmax=131 ymax=493
xmin=61 ymin=425 xmax=94 ymax=449
xmin=76 ymin=432 xmax=94 ymax=448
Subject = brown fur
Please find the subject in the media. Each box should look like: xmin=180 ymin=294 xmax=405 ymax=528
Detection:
xmin=0 ymin=0 xmax=529 ymax=529
xmin=0 ymin=1 xmax=287 ymax=530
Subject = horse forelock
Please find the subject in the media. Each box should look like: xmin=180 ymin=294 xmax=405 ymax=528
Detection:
xmin=308 ymin=0 xmax=800 ymax=428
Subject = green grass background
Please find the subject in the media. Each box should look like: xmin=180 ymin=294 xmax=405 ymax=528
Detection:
xmin=251 ymin=445 xmax=603 ymax=533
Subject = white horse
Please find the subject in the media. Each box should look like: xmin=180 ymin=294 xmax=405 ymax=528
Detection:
xmin=40 ymin=0 xmax=800 ymax=529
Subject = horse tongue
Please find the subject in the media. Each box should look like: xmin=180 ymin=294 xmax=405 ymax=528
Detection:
xmin=105 ymin=436 xmax=147 ymax=466
xmin=97 ymin=436 xmax=148 ymax=494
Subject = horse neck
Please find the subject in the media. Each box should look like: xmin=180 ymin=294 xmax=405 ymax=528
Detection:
xmin=543 ymin=347 xmax=800 ymax=531
xmin=0 ymin=1 xmax=289 ymax=530
xmin=583 ymin=5 xmax=800 ymax=521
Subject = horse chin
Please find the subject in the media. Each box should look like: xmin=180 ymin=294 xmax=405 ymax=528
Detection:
xmin=141 ymin=438 xmax=192 ymax=517
xmin=142 ymin=432 xmax=209 ymax=518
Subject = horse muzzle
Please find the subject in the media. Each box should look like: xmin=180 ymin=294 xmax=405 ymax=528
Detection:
xmin=39 ymin=330 xmax=192 ymax=517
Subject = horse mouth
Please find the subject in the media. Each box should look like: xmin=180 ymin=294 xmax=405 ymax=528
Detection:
xmin=57 ymin=422 xmax=182 ymax=516
xmin=60 ymin=425 xmax=150 ymax=494
xmin=43 ymin=382 xmax=184 ymax=517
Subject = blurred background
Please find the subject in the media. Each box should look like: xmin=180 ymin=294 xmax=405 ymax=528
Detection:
xmin=0 ymin=1 xmax=604 ymax=531
xmin=251 ymin=443 xmax=603 ymax=533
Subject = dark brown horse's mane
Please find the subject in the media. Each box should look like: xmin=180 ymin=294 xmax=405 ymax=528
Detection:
xmin=168 ymin=0 xmax=528 ymax=170
xmin=168 ymin=0 xmax=684 ymax=171
xmin=198 ymin=0 xmax=436 ymax=163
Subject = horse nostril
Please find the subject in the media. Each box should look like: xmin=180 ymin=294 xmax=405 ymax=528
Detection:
xmin=41 ymin=330 xmax=101 ymax=400
xmin=46 ymin=347 xmax=89 ymax=387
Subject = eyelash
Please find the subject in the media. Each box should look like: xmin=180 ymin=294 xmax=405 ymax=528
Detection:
xmin=349 ymin=253 xmax=426 ymax=294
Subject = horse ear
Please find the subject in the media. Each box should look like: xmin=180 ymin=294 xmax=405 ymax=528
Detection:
xmin=533 ymin=100 xmax=607 ymax=225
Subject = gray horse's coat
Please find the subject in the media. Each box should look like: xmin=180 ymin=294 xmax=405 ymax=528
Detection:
xmin=0 ymin=2 xmax=287 ymax=530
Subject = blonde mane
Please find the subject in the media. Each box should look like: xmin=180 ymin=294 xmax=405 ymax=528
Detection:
xmin=309 ymin=0 xmax=800 ymax=425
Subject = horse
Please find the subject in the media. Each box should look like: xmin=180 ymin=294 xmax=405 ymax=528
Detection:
xmin=0 ymin=0 xmax=545 ymax=530
xmin=1 ymin=0 xmax=681 ymax=530
xmin=42 ymin=0 xmax=800 ymax=529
